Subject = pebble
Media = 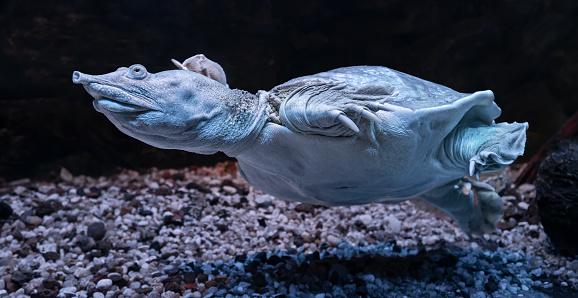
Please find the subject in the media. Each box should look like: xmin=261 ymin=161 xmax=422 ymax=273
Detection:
xmin=327 ymin=235 xmax=341 ymax=246
xmin=222 ymin=185 xmax=237 ymax=194
xmin=358 ymin=214 xmax=373 ymax=226
xmin=383 ymin=216 xmax=402 ymax=233
xmin=87 ymin=221 xmax=106 ymax=240
xmin=0 ymin=165 xmax=574 ymax=297
xmin=95 ymin=279 xmax=113 ymax=291
xmin=74 ymin=267 xmax=91 ymax=279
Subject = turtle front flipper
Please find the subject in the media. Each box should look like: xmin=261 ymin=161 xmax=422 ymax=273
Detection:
xmin=278 ymin=81 xmax=398 ymax=136
xmin=418 ymin=178 xmax=504 ymax=236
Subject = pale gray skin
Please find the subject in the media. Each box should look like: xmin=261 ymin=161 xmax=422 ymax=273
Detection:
xmin=72 ymin=55 xmax=528 ymax=235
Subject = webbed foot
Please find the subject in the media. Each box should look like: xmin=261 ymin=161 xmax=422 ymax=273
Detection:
xmin=418 ymin=178 xmax=504 ymax=235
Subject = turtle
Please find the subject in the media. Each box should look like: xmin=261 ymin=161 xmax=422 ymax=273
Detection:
xmin=72 ymin=54 xmax=528 ymax=235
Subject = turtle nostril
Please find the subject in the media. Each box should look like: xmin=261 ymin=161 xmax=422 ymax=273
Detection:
xmin=72 ymin=71 xmax=82 ymax=83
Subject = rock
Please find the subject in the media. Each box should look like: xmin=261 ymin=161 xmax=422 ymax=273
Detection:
xmin=10 ymin=271 xmax=32 ymax=284
xmin=20 ymin=210 xmax=42 ymax=226
xmin=163 ymin=210 xmax=185 ymax=226
xmin=35 ymin=200 xmax=63 ymax=216
xmin=87 ymin=221 xmax=106 ymax=241
xmin=327 ymin=235 xmax=341 ymax=246
xmin=43 ymin=251 xmax=60 ymax=261
xmin=0 ymin=201 xmax=13 ymax=220
xmin=535 ymin=137 xmax=578 ymax=256
xmin=95 ymin=278 xmax=113 ymax=291
xmin=74 ymin=267 xmax=90 ymax=279
xmin=295 ymin=203 xmax=316 ymax=213
xmin=76 ymin=235 xmax=96 ymax=252
xmin=222 ymin=185 xmax=237 ymax=194
xmin=383 ymin=216 xmax=402 ymax=233
xmin=358 ymin=214 xmax=373 ymax=226
xmin=155 ymin=185 xmax=173 ymax=196
xmin=163 ymin=265 xmax=179 ymax=276
xmin=255 ymin=195 xmax=272 ymax=208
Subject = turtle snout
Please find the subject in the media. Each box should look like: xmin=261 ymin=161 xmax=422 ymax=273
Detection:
xmin=72 ymin=71 xmax=91 ymax=84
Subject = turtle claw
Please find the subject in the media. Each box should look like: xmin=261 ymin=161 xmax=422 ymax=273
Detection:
xmin=360 ymin=109 xmax=383 ymax=123
xmin=333 ymin=111 xmax=360 ymax=133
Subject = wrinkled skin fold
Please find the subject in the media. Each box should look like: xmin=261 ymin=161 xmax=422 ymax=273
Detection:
xmin=73 ymin=56 xmax=528 ymax=235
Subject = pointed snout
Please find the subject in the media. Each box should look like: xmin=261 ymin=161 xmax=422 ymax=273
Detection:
xmin=72 ymin=71 xmax=92 ymax=84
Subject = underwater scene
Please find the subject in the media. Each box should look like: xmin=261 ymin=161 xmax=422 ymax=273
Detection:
xmin=1 ymin=1 xmax=577 ymax=297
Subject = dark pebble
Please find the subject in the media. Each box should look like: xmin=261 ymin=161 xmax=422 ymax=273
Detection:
xmin=108 ymin=273 xmax=127 ymax=288
xmin=185 ymin=182 xmax=210 ymax=193
xmin=162 ymin=275 xmax=182 ymax=285
xmin=251 ymin=272 xmax=268 ymax=288
xmin=234 ymin=254 xmax=248 ymax=263
xmin=36 ymin=278 xmax=61 ymax=297
xmin=197 ymin=273 xmax=208 ymax=283
xmin=216 ymin=223 xmax=229 ymax=232
xmin=255 ymin=252 xmax=268 ymax=263
xmin=66 ymin=214 xmax=78 ymax=223
xmin=35 ymin=200 xmax=63 ymax=216
xmin=245 ymin=261 xmax=260 ymax=273
xmin=183 ymin=272 xmax=196 ymax=284
xmin=163 ymin=210 xmax=185 ymax=226
xmin=87 ymin=221 xmax=106 ymax=240
xmin=11 ymin=271 xmax=32 ymax=284
xmin=96 ymin=239 xmax=112 ymax=254
xmin=485 ymin=274 xmax=500 ymax=292
xmin=149 ymin=241 xmax=161 ymax=251
xmin=138 ymin=209 xmax=153 ymax=216
xmin=293 ymin=234 xmax=304 ymax=247
xmin=128 ymin=263 xmax=140 ymax=272
xmin=155 ymin=185 xmax=173 ymax=196
xmin=77 ymin=235 xmax=96 ymax=252
xmin=135 ymin=287 xmax=153 ymax=294
xmin=85 ymin=187 xmax=101 ymax=198
xmin=76 ymin=188 xmax=85 ymax=196
xmin=42 ymin=278 xmax=61 ymax=290
xmin=295 ymin=203 xmax=316 ymax=213
xmin=43 ymin=251 xmax=60 ymax=261
xmin=0 ymin=201 xmax=13 ymax=219
xmin=164 ymin=281 xmax=183 ymax=293
xmin=267 ymin=255 xmax=284 ymax=266
xmin=204 ymin=279 xmax=218 ymax=288
xmin=257 ymin=218 xmax=267 ymax=227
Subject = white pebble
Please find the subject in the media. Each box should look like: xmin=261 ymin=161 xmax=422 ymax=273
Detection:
xmin=358 ymin=214 xmax=373 ymax=226
xmin=95 ymin=279 xmax=113 ymax=291
xmin=327 ymin=235 xmax=341 ymax=246
xmin=383 ymin=216 xmax=401 ymax=233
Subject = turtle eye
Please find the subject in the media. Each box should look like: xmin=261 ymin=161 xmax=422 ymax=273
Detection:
xmin=127 ymin=64 xmax=147 ymax=80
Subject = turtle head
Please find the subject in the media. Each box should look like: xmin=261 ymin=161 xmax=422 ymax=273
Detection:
xmin=72 ymin=64 xmax=264 ymax=155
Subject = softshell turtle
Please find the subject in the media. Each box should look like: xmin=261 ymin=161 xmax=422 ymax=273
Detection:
xmin=72 ymin=54 xmax=527 ymax=235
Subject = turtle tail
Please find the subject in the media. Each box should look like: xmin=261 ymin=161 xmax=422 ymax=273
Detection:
xmin=443 ymin=122 xmax=528 ymax=178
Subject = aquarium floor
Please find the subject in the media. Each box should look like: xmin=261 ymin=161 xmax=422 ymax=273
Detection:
xmin=0 ymin=162 xmax=576 ymax=297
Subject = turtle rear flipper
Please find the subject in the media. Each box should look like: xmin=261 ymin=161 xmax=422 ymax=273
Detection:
xmin=441 ymin=121 xmax=528 ymax=178
xmin=418 ymin=178 xmax=504 ymax=236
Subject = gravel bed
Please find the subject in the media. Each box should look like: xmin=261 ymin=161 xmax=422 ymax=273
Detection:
xmin=0 ymin=162 xmax=576 ymax=297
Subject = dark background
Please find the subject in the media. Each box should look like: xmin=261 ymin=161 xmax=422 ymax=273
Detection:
xmin=1 ymin=0 xmax=577 ymax=181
